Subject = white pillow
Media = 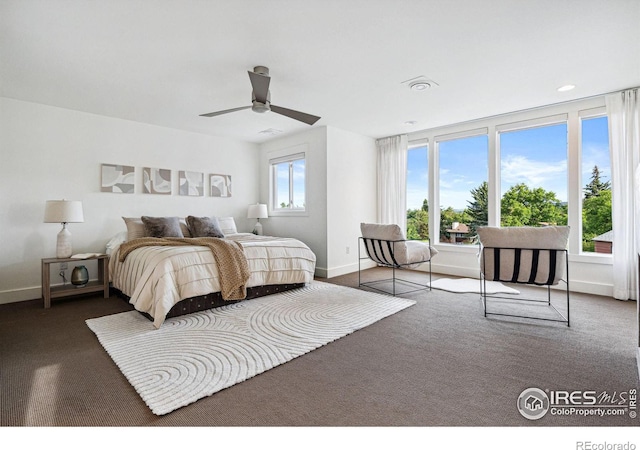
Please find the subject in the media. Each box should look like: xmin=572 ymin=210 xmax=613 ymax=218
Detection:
xmin=217 ymin=216 xmax=238 ymax=235
xmin=105 ymin=231 xmax=128 ymax=255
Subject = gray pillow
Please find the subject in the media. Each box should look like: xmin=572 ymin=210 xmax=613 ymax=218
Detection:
xmin=141 ymin=216 xmax=184 ymax=238
xmin=186 ymin=216 xmax=225 ymax=238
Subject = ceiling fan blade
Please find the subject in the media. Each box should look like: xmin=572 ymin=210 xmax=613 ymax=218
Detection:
xmin=199 ymin=105 xmax=251 ymax=117
xmin=270 ymin=105 xmax=321 ymax=125
xmin=248 ymin=71 xmax=270 ymax=104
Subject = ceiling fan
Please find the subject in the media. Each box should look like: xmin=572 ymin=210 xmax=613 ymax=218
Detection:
xmin=200 ymin=66 xmax=321 ymax=125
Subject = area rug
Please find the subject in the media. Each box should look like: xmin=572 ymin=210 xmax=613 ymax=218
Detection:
xmin=430 ymin=277 xmax=519 ymax=294
xmin=86 ymin=281 xmax=415 ymax=415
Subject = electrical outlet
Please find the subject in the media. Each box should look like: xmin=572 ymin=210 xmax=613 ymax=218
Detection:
xmin=60 ymin=262 xmax=68 ymax=270
xmin=346 ymin=246 xmax=350 ymax=254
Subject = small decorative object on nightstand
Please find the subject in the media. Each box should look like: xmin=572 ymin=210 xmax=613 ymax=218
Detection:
xmin=71 ymin=265 xmax=89 ymax=287
xmin=247 ymin=203 xmax=268 ymax=235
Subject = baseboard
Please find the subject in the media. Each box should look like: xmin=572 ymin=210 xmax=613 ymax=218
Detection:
xmin=323 ymin=261 xmax=376 ymax=278
xmin=0 ymin=286 xmax=41 ymax=305
xmin=0 ymin=279 xmax=103 ymax=305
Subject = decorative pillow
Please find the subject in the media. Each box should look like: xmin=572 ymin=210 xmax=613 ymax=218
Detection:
xmin=186 ymin=216 xmax=225 ymax=238
xmin=217 ymin=216 xmax=238 ymax=235
xmin=141 ymin=216 xmax=184 ymax=238
xmin=122 ymin=217 xmax=146 ymax=241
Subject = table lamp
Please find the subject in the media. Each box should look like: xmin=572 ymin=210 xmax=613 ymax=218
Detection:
xmin=44 ymin=200 xmax=84 ymax=258
xmin=247 ymin=203 xmax=268 ymax=235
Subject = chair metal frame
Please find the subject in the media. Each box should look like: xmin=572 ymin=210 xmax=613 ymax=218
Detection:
xmin=358 ymin=237 xmax=433 ymax=296
xmin=479 ymin=244 xmax=570 ymax=327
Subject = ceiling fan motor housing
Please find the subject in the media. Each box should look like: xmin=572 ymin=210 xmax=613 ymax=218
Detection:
xmin=251 ymin=90 xmax=271 ymax=113
xmin=253 ymin=66 xmax=269 ymax=76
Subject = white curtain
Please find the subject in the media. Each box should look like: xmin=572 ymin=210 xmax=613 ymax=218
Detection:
xmin=606 ymin=88 xmax=640 ymax=300
xmin=376 ymin=134 xmax=408 ymax=231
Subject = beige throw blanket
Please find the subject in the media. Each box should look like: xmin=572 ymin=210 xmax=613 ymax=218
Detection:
xmin=119 ymin=237 xmax=250 ymax=300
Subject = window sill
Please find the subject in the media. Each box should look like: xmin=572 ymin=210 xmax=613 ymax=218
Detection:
xmin=269 ymin=210 xmax=309 ymax=218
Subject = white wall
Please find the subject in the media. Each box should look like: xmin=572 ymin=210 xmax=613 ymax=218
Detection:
xmin=326 ymin=126 xmax=376 ymax=277
xmin=0 ymin=97 xmax=260 ymax=303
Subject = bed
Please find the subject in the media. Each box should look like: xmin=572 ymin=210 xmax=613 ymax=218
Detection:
xmin=108 ymin=216 xmax=317 ymax=328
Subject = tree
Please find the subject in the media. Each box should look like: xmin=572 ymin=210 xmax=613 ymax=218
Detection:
xmin=582 ymin=189 xmax=612 ymax=251
xmin=407 ymin=199 xmax=429 ymax=241
xmin=466 ymin=181 xmax=488 ymax=235
xmin=582 ymin=167 xmax=612 ymax=251
xmin=500 ymin=183 xmax=567 ymax=227
xmin=584 ymin=165 xmax=611 ymax=199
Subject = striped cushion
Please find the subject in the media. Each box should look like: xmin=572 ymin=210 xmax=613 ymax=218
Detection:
xmin=360 ymin=223 xmax=436 ymax=267
xmin=477 ymin=226 xmax=569 ymax=286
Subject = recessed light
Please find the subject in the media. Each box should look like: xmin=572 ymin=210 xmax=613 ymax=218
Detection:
xmin=557 ymin=84 xmax=576 ymax=92
xmin=410 ymin=81 xmax=431 ymax=91
xmin=404 ymin=121 xmax=417 ymax=126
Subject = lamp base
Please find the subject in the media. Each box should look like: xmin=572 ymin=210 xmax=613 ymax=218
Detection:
xmin=56 ymin=225 xmax=72 ymax=258
xmin=252 ymin=221 xmax=263 ymax=236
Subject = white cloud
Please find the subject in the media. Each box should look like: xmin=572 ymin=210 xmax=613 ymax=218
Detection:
xmin=501 ymin=155 xmax=566 ymax=185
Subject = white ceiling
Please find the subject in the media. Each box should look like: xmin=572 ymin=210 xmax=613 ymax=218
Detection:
xmin=2 ymin=0 xmax=639 ymax=144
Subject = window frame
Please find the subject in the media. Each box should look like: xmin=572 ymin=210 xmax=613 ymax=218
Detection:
xmin=434 ymin=127 xmax=488 ymax=246
xmin=578 ymin=106 xmax=611 ymax=255
xmin=496 ymin=114 xmax=569 ymax=228
xmin=268 ymin=149 xmax=307 ymax=217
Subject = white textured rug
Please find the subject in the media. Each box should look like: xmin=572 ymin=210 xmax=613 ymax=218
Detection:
xmin=86 ymin=281 xmax=415 ymax=415
xmin=431 ymin=277 xmax=520 ymax=294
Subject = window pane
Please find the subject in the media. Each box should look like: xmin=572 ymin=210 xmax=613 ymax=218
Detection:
xmin=292 ymin=159 xmax=305 ymax=209
xmin=275 ymin=162 xmax=291 ymax=208
xmin=272 ymin=157 xmax=306 ymax=211
xmin=439 ymin=135 xmax=488 ymax=244
xmin=500 ymin=124 xmax=568 ymax=227
xmin=406 ymin=145 xmax=429 ymax=240
xmin=581 ymin=116 xmax=611 ymax=253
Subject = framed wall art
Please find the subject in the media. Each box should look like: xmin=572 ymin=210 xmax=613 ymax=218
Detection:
xmin=101 ymin=164 xmax=135 ymax=193
xmin=143 ymin=167 xmax=171 ymax=195
xmin=179 ymin=170 xmax=204 ymax=197
xmin=210 ymin=174 xmax=232 ymax=197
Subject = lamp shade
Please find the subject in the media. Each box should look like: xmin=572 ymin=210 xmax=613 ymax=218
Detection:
xmin=247 ymin=204 xmax=268 ymax=219
xmin=44 ymin=200 xmax=84 ymax=223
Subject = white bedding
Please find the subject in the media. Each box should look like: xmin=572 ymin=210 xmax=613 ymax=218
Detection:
xmin=109 ymin=233 xmax=316 ymax=327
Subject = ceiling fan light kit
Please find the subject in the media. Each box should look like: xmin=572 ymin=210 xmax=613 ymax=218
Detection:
xmin=200 ymin=66 xmax=321 ymax=125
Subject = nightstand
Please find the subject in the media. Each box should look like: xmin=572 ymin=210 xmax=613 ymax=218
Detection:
xmin=41 ymin=254 xmax=110 ymax=308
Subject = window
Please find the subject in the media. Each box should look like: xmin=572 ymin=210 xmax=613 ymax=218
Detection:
xmin=269 ymin=152 xmax=306 ymax=213
xmin=437 ymin=132 xmax=488 ymax=244
xmin=580 ymin=114 xmax=611 ymax=253
xmin=406 ymin=144 xmax=429 ymax=240
xmin=499 ymin=121 xmax=568 ymax=228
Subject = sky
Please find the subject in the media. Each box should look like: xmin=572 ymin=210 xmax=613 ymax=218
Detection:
xmin=406 ymin=116 xmax=610 ymax=211
xmin=276 ymin=159 xmax=306 ymax=208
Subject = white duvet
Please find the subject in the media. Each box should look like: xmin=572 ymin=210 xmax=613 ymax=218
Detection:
xmin=109 ymin=233 xmax=317 ymax=328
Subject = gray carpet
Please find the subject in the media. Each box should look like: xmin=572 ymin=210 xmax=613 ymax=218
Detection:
xmin=1 ymin=268 xmax=638 ymax=429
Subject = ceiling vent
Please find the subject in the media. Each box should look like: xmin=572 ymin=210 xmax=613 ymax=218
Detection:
xmin=401 ymin=76 xmax=439 ymax=91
